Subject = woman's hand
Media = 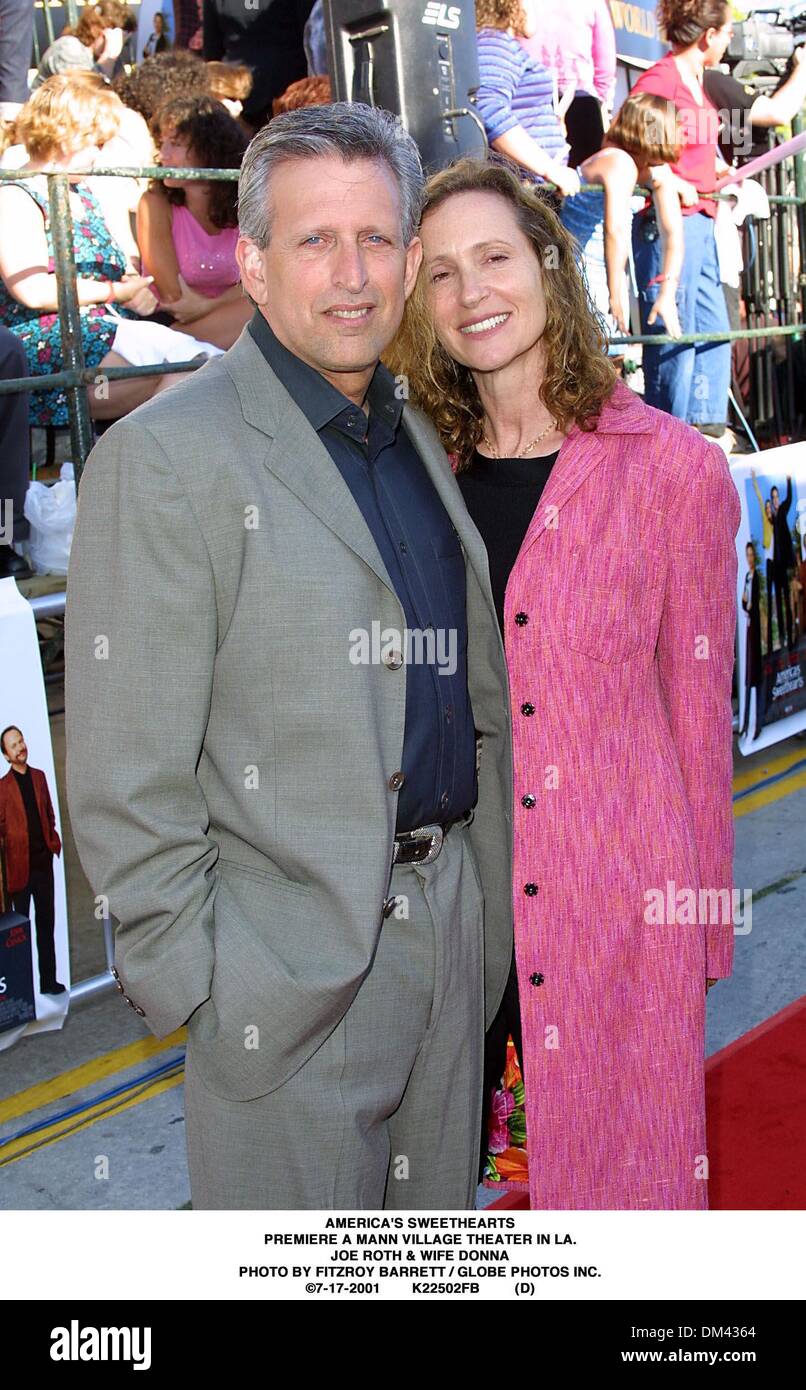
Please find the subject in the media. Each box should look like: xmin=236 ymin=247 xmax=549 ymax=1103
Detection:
xmin=161 ymin=274 xmax=212 ymax=324
xmin=113 ymin=273 xmax=158 ymax=316
xmin=609 ymin=284 xmax=630 ymax=336
xmin=673 ymin=175 xmax=699 ymax=208
xmin=550 ymin=164 xmax=581 ymax=199
xmin=648 ymin=283 xmax=682 ymax=339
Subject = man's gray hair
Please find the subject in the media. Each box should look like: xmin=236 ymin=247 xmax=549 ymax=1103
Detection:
xmin=237 ymin=102 xmax=425 ymax=249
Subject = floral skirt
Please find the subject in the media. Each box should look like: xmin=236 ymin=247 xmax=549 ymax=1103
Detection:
xmin=5 ymin=306 xmax=121 ymax=427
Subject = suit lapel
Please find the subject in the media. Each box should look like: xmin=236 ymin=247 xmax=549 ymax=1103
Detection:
xmin=224 ymin=329 xmax=397 ymax=596
xmin=516 ymin=424 xmax=607 ymax=557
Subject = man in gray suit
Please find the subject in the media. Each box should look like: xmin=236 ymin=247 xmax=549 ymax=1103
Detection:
xmin=65 ymin=104 xmax=513 ymax=1209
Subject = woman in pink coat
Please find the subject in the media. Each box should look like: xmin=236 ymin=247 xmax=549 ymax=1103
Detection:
xmin=388 ymin=158 xmax=740 ymax=1210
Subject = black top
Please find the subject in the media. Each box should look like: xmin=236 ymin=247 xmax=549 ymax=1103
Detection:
xmin=12 ymin=767 xmax=48 ymax=862
xmin=456 ymin=448 xmax=561 ymax=639
xmin=703 ymin=68 xmax=771 ymax=167
xmin=248 ymin=311 xmax=477 ymax=833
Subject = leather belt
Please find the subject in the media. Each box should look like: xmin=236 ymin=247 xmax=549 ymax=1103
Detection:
xmin=392 ymin=810 xmax=474 ymax=866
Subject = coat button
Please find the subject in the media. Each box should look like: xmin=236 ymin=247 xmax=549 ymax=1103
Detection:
xmin=521 ymin=794 xmax=536 ymax=808
xmin=388 ymin=771 xmax=405 ymax=791
xmin=382 ymin=896 xmax=397 ymax=918
xmin=521 ymin=702 xmax=535 ymax=716
xmin=384 ymin=650 xmax=403 ymax=670
xmin=515 ymin=612 xmax=529 ymax=625
xmin=529 ymin=972 xmax=545 ymax=987
xmin=524 ymin=882 xmax=538 ymax=895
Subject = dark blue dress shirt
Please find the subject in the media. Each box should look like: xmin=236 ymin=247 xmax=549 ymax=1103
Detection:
xmin=248 ymin=311 xmax=477 ymax=832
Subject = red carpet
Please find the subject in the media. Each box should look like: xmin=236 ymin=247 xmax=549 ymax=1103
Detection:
xmin=490 ymin=996 xmax=806 ymax=1211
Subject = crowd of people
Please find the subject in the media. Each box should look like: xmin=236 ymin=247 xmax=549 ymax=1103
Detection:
xmin=0 ymin=1 xmax=803 ymax=1208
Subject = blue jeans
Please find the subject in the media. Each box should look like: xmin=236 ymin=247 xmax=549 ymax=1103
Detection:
xmin=632 ymin=208 xmax=731 ymax=428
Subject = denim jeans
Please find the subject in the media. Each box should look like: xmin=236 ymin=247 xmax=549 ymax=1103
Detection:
xmin=632 ymin=208 xmax=731 ymax=428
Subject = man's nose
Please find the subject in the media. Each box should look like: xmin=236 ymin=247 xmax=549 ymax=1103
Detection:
xmin=332 ymin=241 xmax=369 ymax=292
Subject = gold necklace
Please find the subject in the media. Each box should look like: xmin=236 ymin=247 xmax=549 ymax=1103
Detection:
xmin=481 ymin=419 xmax=556 ymax=459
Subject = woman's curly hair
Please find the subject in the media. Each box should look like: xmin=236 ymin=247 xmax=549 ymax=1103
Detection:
xmin=475 ymin=0 xmax=527 ymax=34
xmin=15 ymin=72 xmax=121 ymax=162
xmin=151 ymin=94 xmax=248 ymax=228
xmin=384 ymin=158 xmax=618 ymax=468
xmin=657 ymin=0 xmax=730 ymax=47
xmin=113 ymin=51 xmax=209 ymax=123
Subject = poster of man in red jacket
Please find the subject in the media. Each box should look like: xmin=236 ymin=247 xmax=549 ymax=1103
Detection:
xmin=0 ymin=724 xmax=65 ymax=995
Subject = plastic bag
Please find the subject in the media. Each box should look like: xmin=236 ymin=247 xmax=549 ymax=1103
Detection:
xmin=23 ymin=463 xmax=76 ymax=575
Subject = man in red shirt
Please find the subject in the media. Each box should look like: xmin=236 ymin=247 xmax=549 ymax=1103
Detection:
xmin=631 ymin=2 xmax=734 ymax=439
xmin=0 ymin=726 xmax=64 ymax=994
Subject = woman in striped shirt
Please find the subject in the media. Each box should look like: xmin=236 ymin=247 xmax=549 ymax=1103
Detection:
xmin=475 ymin=0 xmax=580 ymax=197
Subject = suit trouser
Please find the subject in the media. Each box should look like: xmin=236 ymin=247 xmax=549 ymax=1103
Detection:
xmin=183 ymin=820 xmax=485 ymax=1209
xmin=11 ymin=855 xmax=57 ymax=989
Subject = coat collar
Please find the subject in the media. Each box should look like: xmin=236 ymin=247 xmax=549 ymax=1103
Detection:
xmin=514 ymin=379 xmax=653 ymax=558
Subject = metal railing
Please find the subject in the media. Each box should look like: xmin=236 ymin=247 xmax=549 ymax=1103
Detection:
xmin=1 ymin=145 xmax=804 ymax=1005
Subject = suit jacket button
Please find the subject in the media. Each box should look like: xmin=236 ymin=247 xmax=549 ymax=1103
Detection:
xmin=521 ymin=702 xmax=535 ymax=716
xmin=382 ymin=896 xmax=397 ymax=918
xmin=529 ymin=972 xmax=545 ymax=987
xmin=384 ymin=650 xmax=404 ymax=670
xmin=515 ymin=612 xmax=529 ymax=625
xmin=388 ymin=771 xmax=405 ymax=791
xmin=524 ymin=882 xmax=538 ymax=895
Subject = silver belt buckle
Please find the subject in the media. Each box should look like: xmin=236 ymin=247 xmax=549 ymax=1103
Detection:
xmin=393 ymin=823 xmax=444 ymax=865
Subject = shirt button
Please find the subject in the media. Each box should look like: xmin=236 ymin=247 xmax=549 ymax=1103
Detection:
xmin=440 ymin=791 xmax=449 ymax=809
xmin=515 ymin=612 xmax=529 ymax=625
xmin=521 ymin=794 xmax=536 ymax=808
xmin=388 ymin=771 xmax=405 ymax=791
xmin=383 ymin=650 xmax=403 ymax=670
xmin=521 ymin=702 xmax=535 ymax=716
xmin=524 ymin=882 xmax=539 ymax=896
xmin=399 ymin=540 xmax=408 ymax=553
xmin=529 ymin=972 xmax=545 ymax=987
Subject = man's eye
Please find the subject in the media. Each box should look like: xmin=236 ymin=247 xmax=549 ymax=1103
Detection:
xmin=303 ymin=235 xmax=323 ymax=246
xmin=365 ymin=234 xmax=389 ymax=244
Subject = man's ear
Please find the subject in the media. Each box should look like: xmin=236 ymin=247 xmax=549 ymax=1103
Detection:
xmin=403 ymin=235 xmax=423 ymax=300
xmin=237 ymin=236 xmax=268 ymax=306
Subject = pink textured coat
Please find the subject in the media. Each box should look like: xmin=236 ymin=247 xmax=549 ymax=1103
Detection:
xmin=498 ymin=379 xmax=740 ymax=1209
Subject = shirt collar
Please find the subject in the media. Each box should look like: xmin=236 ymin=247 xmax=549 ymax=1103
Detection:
xmin=248 ymin=309 xmax=403 ymax=434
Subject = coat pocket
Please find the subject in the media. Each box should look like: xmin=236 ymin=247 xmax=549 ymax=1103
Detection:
xmin=565 ymin=544 xmax=656 ymax=664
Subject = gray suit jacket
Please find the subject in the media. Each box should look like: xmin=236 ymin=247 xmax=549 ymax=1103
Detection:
xmin=65 ymin=326 xmax=514 ymax=1101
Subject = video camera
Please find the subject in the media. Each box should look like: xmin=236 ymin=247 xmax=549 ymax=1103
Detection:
xmin=726 ymin=8 xmax=806 ymax=86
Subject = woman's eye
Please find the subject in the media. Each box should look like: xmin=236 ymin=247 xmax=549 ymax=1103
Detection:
xmin=431 ymin=270 xmax=449 ymax=283
xmin=487 ymin=254 xmax=507 ymax=264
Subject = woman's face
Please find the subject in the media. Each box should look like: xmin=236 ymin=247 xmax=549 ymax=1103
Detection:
xmin=160 ymin=129 xmax=195 ymax=189
xmin=703 ymin=8 xmax=733 ymax=66
xmin=420 ymin=189 xmax=548 ymax=379
xmin=154 ymin=13 xmax=164 ymax=32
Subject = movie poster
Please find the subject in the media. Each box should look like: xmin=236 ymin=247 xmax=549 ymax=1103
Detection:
xmin=731 ymin=447 xmax=806 ymax=754
xmin=0 ymin=578 xmax=70 ymax=1049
